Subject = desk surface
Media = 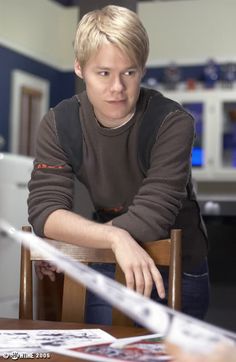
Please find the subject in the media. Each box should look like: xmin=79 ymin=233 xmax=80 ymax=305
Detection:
xmin=0 ymin=318 xmax=148 ymax=361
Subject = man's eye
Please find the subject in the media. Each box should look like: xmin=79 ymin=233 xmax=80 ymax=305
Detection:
xmin=99 ymin=71 xmax=109 ymax=76
xmin=124 ymin=70 xmax=136 ymax=76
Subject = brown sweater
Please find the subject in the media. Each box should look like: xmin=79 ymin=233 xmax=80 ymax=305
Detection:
xmin=28 ymin=87 xmax=208 ymax=271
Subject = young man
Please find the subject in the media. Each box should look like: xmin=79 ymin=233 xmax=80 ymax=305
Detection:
xmin=28 ymin=5 xmax=209 ymax=324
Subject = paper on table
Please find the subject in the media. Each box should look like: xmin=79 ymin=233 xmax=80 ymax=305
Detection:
xmin=0 ymin=329 xmax=115 ymax=356
xmin=110 ymin=333 xmax=163 ymax=349
xmin=0 ymin=219 xmax=235 ymax=356
xmin=47 ymin=333 xmax=173 ymax=362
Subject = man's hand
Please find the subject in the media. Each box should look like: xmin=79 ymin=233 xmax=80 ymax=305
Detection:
xmin=111 ymin=228 xmax=165 ymax=299
xmin=34 ymin=261 xmax=61 ymax=282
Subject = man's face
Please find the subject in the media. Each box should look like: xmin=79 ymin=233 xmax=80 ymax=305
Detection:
xmin=74 ymin=42 xmax=144 ymax=128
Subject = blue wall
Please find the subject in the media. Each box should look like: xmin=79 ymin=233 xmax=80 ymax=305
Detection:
xmin=0 ymin=44 xmax=75 ymax=151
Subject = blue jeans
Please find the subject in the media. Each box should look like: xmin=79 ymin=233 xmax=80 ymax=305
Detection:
xmin=85 ymin=259 xmax=210 ymax=324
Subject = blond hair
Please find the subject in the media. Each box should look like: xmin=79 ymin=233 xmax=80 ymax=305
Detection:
xmin=74 ymin=5 xmax=149 ymax=70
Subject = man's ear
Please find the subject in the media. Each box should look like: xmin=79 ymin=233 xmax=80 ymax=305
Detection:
xmin=74 ymin=60 xmax=83 ymax=79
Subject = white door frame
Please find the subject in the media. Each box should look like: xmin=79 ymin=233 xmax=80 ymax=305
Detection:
xmin=10 ymin=70 xmax=49 ymax=153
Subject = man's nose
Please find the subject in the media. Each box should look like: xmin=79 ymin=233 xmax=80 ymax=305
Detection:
xmin=110 ymin=75 xmax=125 ymax=92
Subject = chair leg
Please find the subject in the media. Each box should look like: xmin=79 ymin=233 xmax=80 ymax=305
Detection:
xmin=168 ymin=229 xmax=182 ymax=310
xmin=19 ymin=242 xmax=33 ymax=319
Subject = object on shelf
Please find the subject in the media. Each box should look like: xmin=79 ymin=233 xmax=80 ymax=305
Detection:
xmin=163 ymin=62 xmax=181 ymax=90
xmin=221 ymin=63 xmax=236 ymax=89
xmin=186 ymin=78 xmax=197 ymax=91
xmin=203 ymin=59 xmax=220 ymax=89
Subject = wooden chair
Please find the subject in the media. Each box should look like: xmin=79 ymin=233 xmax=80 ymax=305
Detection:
xmin=19 ymin=226 xmax=182 ymax=325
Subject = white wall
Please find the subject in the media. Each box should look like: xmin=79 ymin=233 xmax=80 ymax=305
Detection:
xmin=138 ymin=0 xmax=236 ymax=65
xmin=0 ymin=0 xmax=235 ymax=70
xmin=0 ymin=0 xmax=78 ymax=70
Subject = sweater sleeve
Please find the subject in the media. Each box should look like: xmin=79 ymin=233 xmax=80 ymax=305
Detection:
xmin=28 ymin=109 xmax=74 ymax=237
xmin=112 ymin=110 xmax=195 ymax=242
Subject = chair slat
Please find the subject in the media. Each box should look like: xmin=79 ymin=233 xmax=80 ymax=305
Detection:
xmin=31 ymin=239 xmax=116 ymax=263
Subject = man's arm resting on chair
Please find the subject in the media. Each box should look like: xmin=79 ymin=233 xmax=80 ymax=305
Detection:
xmin=37 ymin=208 xmax=165 ymax=299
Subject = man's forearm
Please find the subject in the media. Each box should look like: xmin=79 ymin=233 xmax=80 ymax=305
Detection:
xmin=44 ymin=209 xmax=120 ymax=250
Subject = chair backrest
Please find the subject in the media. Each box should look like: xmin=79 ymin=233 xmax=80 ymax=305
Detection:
xmin=19 ymin=226 xmax=182 ymax=326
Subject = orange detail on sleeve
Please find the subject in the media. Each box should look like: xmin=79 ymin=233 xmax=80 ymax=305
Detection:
xmin=36 ymin=163 xmax=64 ymax=169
